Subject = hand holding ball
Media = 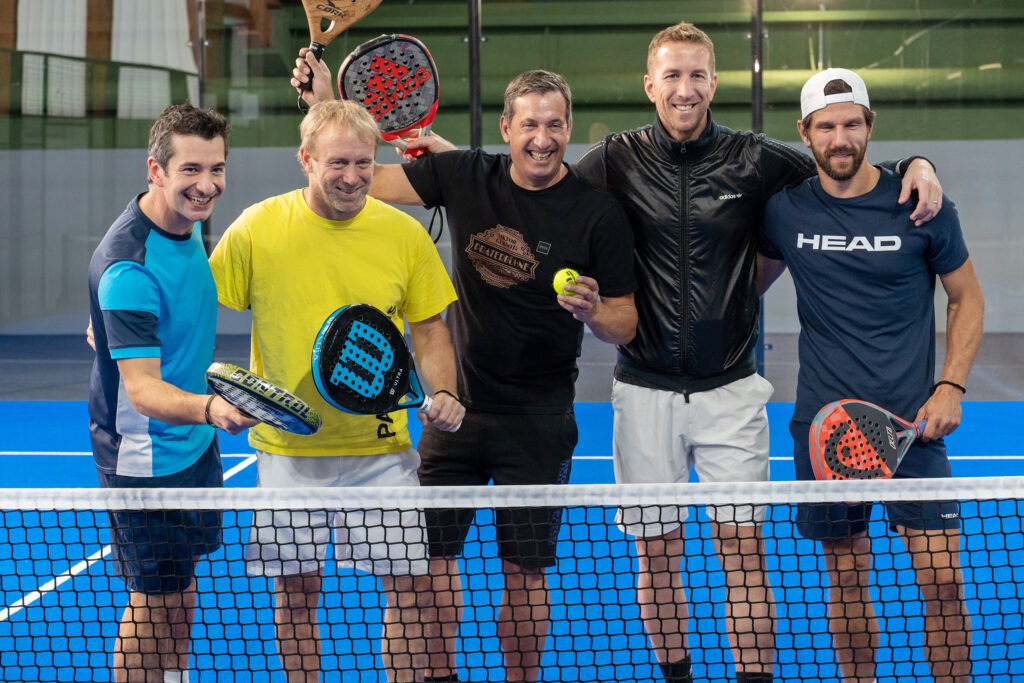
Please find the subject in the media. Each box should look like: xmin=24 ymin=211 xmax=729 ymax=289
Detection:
xmin=553 ymin=268 xmax=580 ymax=296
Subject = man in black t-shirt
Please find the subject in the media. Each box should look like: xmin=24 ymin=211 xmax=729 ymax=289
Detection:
xmin=292 ymin=60 xmax=637 ymax=682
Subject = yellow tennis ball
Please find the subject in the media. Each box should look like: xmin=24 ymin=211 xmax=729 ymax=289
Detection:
xmin=553 ymin=268 xmax=580 ymax=296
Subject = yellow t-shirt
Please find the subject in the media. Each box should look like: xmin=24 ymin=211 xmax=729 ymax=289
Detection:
xmin=209 ymin=189 xmax=457 ymax=456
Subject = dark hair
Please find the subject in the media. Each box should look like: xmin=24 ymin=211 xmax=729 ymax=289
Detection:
xmin=148 ymin=103 xmax=230 ymax=170
xmin=802 ymin=79 xmax=876 ymax=129
xmin=503 ymin=70 xmax=573 ymax=126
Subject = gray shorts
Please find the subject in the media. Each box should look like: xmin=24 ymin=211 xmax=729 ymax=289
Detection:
xmin=612 ymin=374 xmax=774 ymax=536
xmin=244 ymin=449 xmax=429 ymax=577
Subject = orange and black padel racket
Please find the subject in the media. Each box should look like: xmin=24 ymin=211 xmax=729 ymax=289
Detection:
xmin=809 ymin=399 xmax=926 ymax=480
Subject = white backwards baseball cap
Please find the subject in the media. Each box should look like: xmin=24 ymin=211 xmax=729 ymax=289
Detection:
xmin=800 ymin=68 xmax=870 ymax=119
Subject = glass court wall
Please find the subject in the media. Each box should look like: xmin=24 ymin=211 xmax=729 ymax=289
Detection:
xmin=1 ymin=0 xmax=1021 ymax=333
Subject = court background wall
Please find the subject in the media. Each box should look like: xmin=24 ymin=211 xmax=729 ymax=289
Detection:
xmin=1 ymin=0 xmax=1022 ymax=334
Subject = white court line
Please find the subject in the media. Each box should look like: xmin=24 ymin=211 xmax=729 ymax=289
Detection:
xmin=6 ymin=452 xmax=1024 ymax=461
xmin=0 ymin=452 xmax=255 ymax=457
xmin=0 ymin=453 xmax=258 ymax=622
xmin=573 ymin=455 xmax=1024 ymax=461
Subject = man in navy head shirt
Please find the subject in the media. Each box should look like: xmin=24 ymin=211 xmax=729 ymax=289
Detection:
xmin=760 ymin=68 xmax=984 ymax=683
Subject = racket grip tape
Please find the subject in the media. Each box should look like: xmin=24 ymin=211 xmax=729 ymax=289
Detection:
xmin=299 ymin=42 xmax=326 ymax=92
xmin=418 ymin=395 xmax=462 ymax=432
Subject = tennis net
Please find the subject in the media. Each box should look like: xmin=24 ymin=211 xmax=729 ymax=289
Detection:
xmin=2 ymin=476 xmax=1022 ymax=682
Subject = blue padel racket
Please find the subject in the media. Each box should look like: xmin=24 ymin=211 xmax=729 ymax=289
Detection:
xmin=312 ymin=304 xmax=429 ymax=415
xmin=206 ymin=362 xmax=321 ymax=436
xmin=809 ymin=399 xmax=926 ymax=481
xmin=338 ymin=33 xmax=439 ymax=158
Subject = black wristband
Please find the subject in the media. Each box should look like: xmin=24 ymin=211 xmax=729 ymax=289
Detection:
xmin=931 ymin=380 xmax=966 ymax=395
xmin=204 ymin=394 xmax=216 ymax=426
xmin=434 ymin=389 xmax=460 ymax=402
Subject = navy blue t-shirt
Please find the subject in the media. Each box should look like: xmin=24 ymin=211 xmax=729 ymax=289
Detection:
xmin=762 ymin=167 xmax=969 ymax=425
xmin=88 ymin=195 xmax=217 ymax=477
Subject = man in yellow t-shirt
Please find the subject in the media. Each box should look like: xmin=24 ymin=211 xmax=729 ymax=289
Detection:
xmin=209 ymin=101 xmax=464 ymax=683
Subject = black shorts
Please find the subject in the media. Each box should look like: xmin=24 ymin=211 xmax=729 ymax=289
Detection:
xmin=417 ymin=409 xmax=577 ymax=569
xmin=790 ymin=420 xmax=961 ymax=541
xmin=98 ymin=438 xmax=224 ymax=594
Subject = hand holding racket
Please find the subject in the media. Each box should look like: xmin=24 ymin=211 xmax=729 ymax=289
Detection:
xmin=292 ymin=47 xmax=336 ymax=106
xmin=206 ymin=362 xmax=322 ymax=436
xmin=338 ymin=34 xmax=439 ymax=158
xmin=297 ymin=0 xmax=381 ymax=93
xmin=809 ymin=399 xmax=926 ymax=481
xmin=311 ymin=304 xmax=462 ymax=431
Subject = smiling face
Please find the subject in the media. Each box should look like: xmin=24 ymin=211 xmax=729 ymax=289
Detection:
xmin=644 ymin=40 xmax=718 ymax=143
xmin=799 ymin=101 xmax=873 ymax=182
xmin=500 ymin=91 xmax=572 ymax=191
xmin=299 ymin=124 xmax=375 ymax=221
xmin=146 ymin=133 xmax=226 ymax=234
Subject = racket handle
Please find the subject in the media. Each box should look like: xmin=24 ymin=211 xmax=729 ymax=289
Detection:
xmin=418 ymin=395 xmax=462 ymax=432
xmin=299 ymin=42 xmax=326 ymax=92
xmin=916 ymin=419 xmax=927 ymax=437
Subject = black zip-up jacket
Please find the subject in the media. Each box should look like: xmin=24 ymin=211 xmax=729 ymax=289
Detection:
xmin=574 ymin=113 xmax=815 ymax=396
xmin=575 ymin=114 xmax=916 ymax=396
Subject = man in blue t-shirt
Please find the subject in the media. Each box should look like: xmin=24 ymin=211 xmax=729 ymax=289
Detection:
xmin=88 ymin=104 xmax=255 ymax=682
xmin=760 ymin=68 xmax=984 ymax=683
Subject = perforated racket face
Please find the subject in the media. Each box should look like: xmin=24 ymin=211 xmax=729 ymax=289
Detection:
xmin=206 ymin=363 xmax=321 ymax=436
xmin=312 ymin=304 xmax=414 ymax=415
xmin=338 ymin=34 xmax=438 ymax=134
xmin=809 ymin=400 xmax=909 ymax=480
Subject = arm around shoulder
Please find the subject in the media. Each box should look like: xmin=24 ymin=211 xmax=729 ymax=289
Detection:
xmin=370 ymin=163 xmax=426 ymax=206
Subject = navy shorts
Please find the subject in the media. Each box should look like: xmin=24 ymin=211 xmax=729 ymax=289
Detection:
xmin=98 ymin=439 xmax=224 ymax=594
xmin=790 ymin=420 xmax=961 ymax=540
xmin=417 ymin=409 xmax=577 ymax=569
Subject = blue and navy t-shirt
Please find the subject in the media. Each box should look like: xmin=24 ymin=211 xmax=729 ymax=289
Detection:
xmin=762 ymin=167 xmax=969 ymax=425
xmin=88 ymin=194 xmax=217 ymax=477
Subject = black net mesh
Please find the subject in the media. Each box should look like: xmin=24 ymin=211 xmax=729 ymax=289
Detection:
xmin=1 ymin=478 xmax=1022 ymax=682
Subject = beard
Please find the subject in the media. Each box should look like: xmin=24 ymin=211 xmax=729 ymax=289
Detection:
xmin=812 ymin=143 xmax=866 ymax=181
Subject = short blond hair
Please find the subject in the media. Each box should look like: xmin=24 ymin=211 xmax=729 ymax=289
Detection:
xmin=297 ymin=100 xmax=379 ymax=162
xmin=647 ymin=22 xmax=716 ymax=75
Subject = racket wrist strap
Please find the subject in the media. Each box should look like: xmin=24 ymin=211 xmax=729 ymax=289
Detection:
xmin=931 ymin=379 xmax=966 ymax=395
xmin=434 ymin=388 xmax=460 ymax=402
xmin=204 ymin=394 xmax=216 ymax=426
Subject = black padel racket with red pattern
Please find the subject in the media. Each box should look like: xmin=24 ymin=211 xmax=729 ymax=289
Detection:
xmin=809 ymin=399 xmax=926 ymax=481
xmin=337 ymin=33 xmax=439 ymax=158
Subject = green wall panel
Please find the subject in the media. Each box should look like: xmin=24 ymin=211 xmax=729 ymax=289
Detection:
xmin=2 ymin=1 xmax=1021 ymax=149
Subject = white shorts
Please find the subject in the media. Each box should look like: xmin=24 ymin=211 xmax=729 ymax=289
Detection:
xmin=244 ymin=449 xmax=429 ymax=577
xmin=612 ymin=373 xmax=773 ymax=536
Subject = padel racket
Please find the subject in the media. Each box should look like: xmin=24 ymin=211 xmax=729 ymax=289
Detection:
xmin=338 ymin=33 xmax=439 ymax=157
xmin=809 ymin=399 xmax=926 ymax=481
xmin=206 ymin=362 xmax=322 ymax=436
xmin=298 ymin=0 xmax=382 ymax=92
xmin=312 ymin=304 xmax=429 ymax=414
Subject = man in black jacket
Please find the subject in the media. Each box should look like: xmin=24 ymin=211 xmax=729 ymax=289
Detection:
xmin=573 ymin=21 xmax=946 ymax=683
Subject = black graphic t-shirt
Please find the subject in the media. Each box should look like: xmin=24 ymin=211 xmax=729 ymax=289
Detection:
xmin=404 ymin=149 xmax=636 ymax=413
